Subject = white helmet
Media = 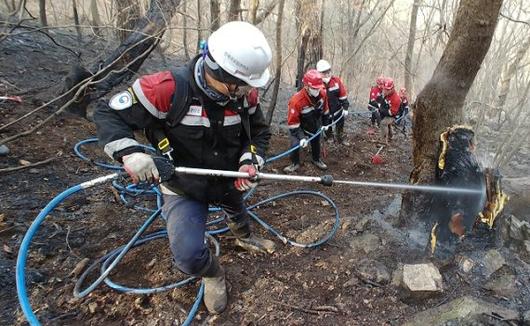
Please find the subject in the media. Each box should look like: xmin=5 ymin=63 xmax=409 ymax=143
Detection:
xmin=207 ymin=21 xmax=272 ymax=88
xmin=316 ymin=59 xmax=332 ymax=73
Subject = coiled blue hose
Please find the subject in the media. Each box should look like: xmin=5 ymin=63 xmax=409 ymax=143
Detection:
xmin=17 ymin=113 xmax=345 ymax=325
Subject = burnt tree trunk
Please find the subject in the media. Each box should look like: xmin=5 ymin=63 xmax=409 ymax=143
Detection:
xmin=295 ymin=0 xmax=323 ymax=90
xmin=63 ymin=0 xmax=181 ymax=118
xmin=399 ymin=0 xmax=502 ymax=225
xmin=265 ymin=0 xmax=286 ymax=125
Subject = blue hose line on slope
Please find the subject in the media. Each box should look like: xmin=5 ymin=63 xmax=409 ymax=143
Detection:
xmin=18 ymin=113 xmax=346 ymax=325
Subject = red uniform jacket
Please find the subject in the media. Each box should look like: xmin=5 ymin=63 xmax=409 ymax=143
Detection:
xmin=385 ymin=91 xmax=401 ymax=117
xmin=287 ymin=88 xmax=329 ymax=137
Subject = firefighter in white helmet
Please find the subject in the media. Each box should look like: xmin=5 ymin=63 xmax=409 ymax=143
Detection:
xmin=94 ymin=21 xmax=275 ymax=314
xmin=316 ymin=59 xmax=350 ymax=145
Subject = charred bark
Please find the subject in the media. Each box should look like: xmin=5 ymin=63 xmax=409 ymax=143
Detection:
xmin=63 ymin=0 xmax=180 ymax=118
xmin=399 ymin=0 xmax=502 ymax=225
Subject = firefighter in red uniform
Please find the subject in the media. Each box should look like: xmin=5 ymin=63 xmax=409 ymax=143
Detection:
xmin=379 ymin=78 xmax=401 ymax=144
xmin=368 ymin=75 xmax=385 ymax=127
xmin=283 ymin=69 xmax=330 ymax=173
xmin=93 ymin=22 xmax=275 ymax=314
xmin=316 ymin=59 xmax=350 ymax=144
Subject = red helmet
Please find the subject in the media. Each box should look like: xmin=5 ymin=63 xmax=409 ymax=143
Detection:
xmin=383 ymin=78 xmax=394 ymax=90
xmin=376 ymin=75 xmax=385 ymax=87
xmin=302 ymin=69 xmax=324 ymax=88
xmin=399 ymin=87 xmax=407 ymax=98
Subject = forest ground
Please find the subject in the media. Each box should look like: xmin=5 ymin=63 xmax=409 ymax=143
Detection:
xmin=1 ymin=27 xmax=529 ymax=325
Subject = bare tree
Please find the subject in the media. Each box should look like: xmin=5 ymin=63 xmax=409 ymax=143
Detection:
xmin=90 ymin=0 xmax=102 ymax=35
xmin=493 ymin=34 xmax=530 ymax=126
xmin=249 ymin=0 xmax=259 ymax=24
xmin=210 ymin=0 xmax=221 ymax=31
xmin=295 ymin=0 xmax=324 ymax=89
xmin=254 ymin=0 xmax=280 ymax=25
xmin=63 ymin=0 xmax=181 ymax=118
xmin=116 ymin=0 xmax=142 ymax=42
xmin=400 ymin=0 xmax=503 ymax=223
xmin=228 ymin=0 xmax=241 ymax=21
xmin=265 ymin=0 xmax=286 ymax=125
xmin=404 ymin=0 xmax=420 ymax=95
xmin=182 ymin=0 xmax=190 ymax=60
xmin=38 ymin=0 xmax=47 ymax=27
xmin=72 ymin=0 xmax=82 ymax=42
xmin=197 ymin=0 xmax=203 ymax=53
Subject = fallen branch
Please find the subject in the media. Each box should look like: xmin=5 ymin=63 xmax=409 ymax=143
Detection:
xmin=0 ymin=156 xmax=56 ymax=173
xmin=274 ymin=301 xmax=338 ymax=315
xmin=0 ymin=31 xmax=162 ymax=142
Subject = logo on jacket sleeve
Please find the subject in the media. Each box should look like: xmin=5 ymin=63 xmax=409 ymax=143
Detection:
xmin=109 ymin=90 xmax=134 ymax=110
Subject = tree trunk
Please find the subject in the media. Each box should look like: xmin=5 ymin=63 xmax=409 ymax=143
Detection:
xmin=210 ymin=0 xmax=221 ymax=31
xmin=196 ymin=0 xmax=203 ymax=53
xmin=295 ymin=0 xmax=323 ymax=90
xmin=38 ymin=0 xmax=47 ymax=26
xmin=228 ymin=0 xmax=241 ymax=22
xmin=182 ymin=0 xmax=190 ymax=60
xmin=404 ymin=0 xmax=420 ymax=96
xmin=72 ymin=0 xmax=82 ymax=42
xmin=493 ymin=34 xmax=530 ymax=125
xmin=116 ymin=0 xmax=142 ymax=42
xmin=63 ymin=0 xmax=181 ymax=118
xmin=399 ymin=0 xmax=503 ymax=225
xmin=249 ymin=0 xmax=259 ymax=24
xmin=265 ymin=0 xmax=286 ymax=125
xmin=254 ymin=0 xmax=279 ymax=25
xmin=90 ymin=0 xmax=102 ymax=35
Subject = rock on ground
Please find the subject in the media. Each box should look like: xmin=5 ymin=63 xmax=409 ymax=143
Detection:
xmin=392 ymin=263 xmax=443 ymax=300
xmin=356 ymin=258 xmax=391 ymax=285
xmin=481 ymin=249 xmax=506 ymax=278
xmin=402 ymin=296 xmax=520 ymax=326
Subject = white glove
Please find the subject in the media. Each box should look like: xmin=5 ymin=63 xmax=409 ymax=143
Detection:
xmin=122 ymin=152 xmax=160 ymax=184
xmin=299 ymin=138 xmax=309 ymax=148
xmin=322 ymin=125 xmax=330 ymax=132
xmin=343 ymin=110 xmax=349 ymax=117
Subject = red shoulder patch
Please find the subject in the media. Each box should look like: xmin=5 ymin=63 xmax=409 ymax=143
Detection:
xmin=135 ymin=71 xmax=175 ymax=113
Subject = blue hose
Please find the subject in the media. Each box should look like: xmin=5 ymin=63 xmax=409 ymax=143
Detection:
xmin=16 ymin=185 xmax=83 ymax=326
xmin=17 ymin=115 xmax=345 ymax=325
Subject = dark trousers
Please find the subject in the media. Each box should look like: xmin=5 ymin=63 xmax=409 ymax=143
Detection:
xmin=371 ymin=109 xmax=381 ymax=126
xmin=162 ymin=189 xmax=249 ymax=276
xmin=289 ymin=133 xmax=321 ymax=164
xmin=325 ymin=110 xmax=345 ymax=140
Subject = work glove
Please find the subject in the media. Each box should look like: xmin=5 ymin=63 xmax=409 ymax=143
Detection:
xmin=322 ymin=125 xmax=330 ymax=132
xmin=299 ymin=138 xmax=309 ymax=148
xmin=234 ymin=164 xmax=258 ymax=192
xmin=343 ymin=110 xmax=349 ymax=118
xmin=122 ymin=152 xmax=160 ymax=184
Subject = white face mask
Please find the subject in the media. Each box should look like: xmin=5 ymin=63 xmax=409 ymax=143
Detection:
xmin=308 ymin=87 xmax=320 ymax=97
xmin=322 ymin=77 xmax=331 ymax=83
